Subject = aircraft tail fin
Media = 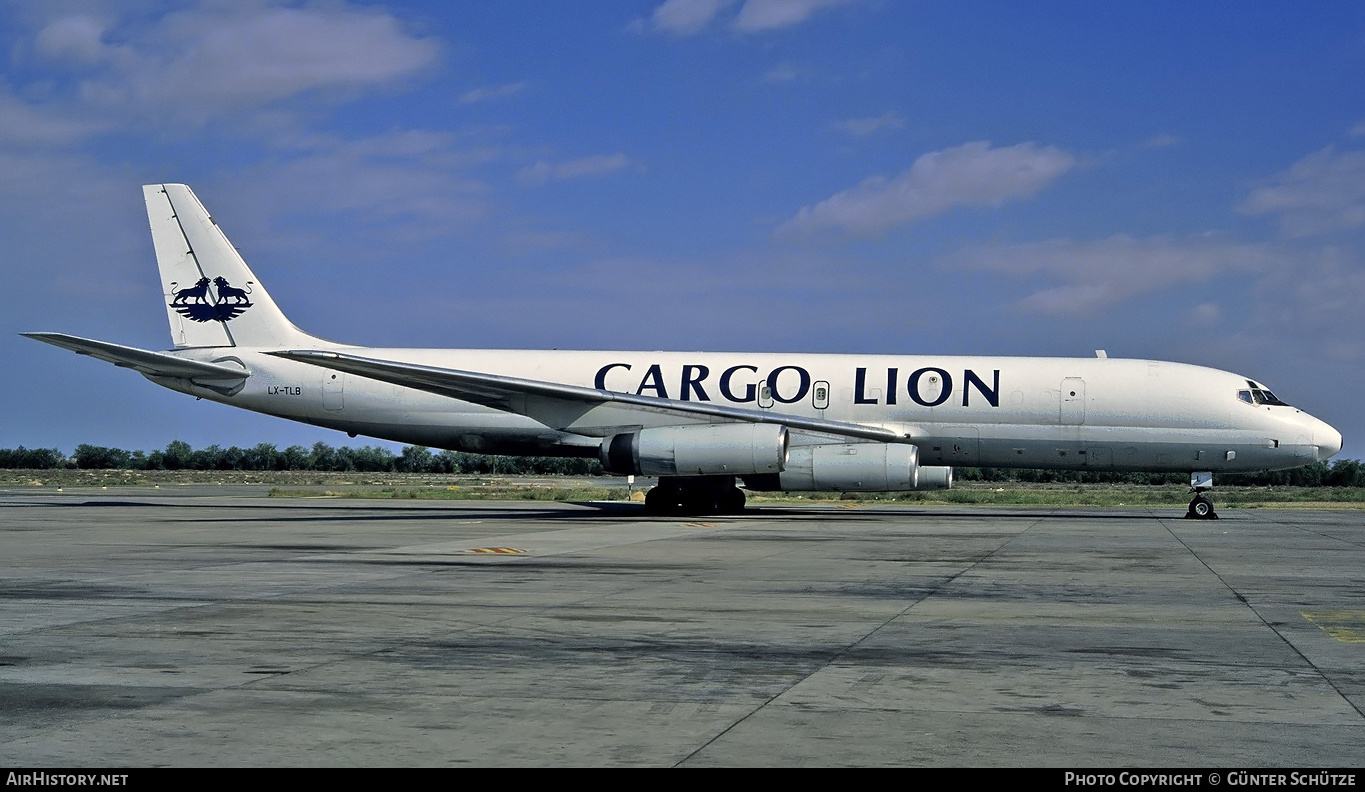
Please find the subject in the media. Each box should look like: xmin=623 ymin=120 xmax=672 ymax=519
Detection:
xmin=145 ymin=184 xmax=315 ymax=349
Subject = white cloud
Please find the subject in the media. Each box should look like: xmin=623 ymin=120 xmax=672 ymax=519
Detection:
xmin=777 ymin=141 xmax=1076 ymax=237
xmin=1246 ymin=244 xmax=1365 ymax=362
xmin=485 ymin=249 xmax=897 ymax=350
xmin=199 ymin=130 xmax=497 ymax=258
xmin=829 ymin=112 xmax=904 ymax=138
xmin=1187 ymin=302 xmax=1223 ymax=326
xmin=15 ymin=3 xmax=439 ymax=129
xmin=1349 ymin=120 xmax=1365 ymax=138
xmin=733 ymin=0 xmax=853 ymax=32
xmin=0 ymin=6 xmax=481 ymax=261
xmin=459 ymin=82 xmax=527 ymax=105
xmin=950 ymin=234 xmax=1273 ymax=315
xmin=761 ymin=62 xmax=799 ymax=83
xmin=643 ymin=0 xmax=735 ymax=36
xmin=518 ymin=153 xmax=633 ymax=184
xmin=1238 ymin=146 xmax=1365 ymax=236
xmin=0 ymin=87 xmax=102 ymax=145
xmin=638 ymin=0 xmax=852 ymax=36
xmin=33 ymin=14 xmax=107 ymax=64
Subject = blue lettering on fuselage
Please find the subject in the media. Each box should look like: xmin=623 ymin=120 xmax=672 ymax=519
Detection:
xmin=591 ymin=363 xmax=1001 ymax=408
xmin=720 ymin=365 xmax=757 ymax=402
xmin=854 ymin=367 xmax=877 ymax=404
xmin=767 ymin=366 xmax=811 ymax=404
xmin=962 ymin=369 xmax=1000 ymax=407
xmin=636 ymin=364 xmax=668 ymax=398
xmin=908 ymin=367 xmax=953 ymax=407
xmin=681 ymin=364 xmax=709 ymax=401
xmin=595 ymin=363 xmax=630 ymax=390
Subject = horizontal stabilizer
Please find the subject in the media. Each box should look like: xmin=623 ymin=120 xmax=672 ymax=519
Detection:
xmin=23 ymin=333 xmax=250 ymax=382
xmin=270 ymin=349 xmax=908 ymax=444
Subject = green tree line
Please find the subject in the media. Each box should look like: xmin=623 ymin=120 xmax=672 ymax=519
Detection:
xmin=0 ymin=441 xmax=1361 ymax=486
xmin=0 ymin=441 xmax=602 ymax=476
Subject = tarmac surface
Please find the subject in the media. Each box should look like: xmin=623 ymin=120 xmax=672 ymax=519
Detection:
xmin=1 ymin=485 xmax=1363 ymax=767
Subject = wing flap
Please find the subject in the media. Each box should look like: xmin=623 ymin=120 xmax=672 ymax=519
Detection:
xmin=270 ymin=349 xmax=907 ymax=443
xmin=23 ymin=333 xmax=250 ymax=381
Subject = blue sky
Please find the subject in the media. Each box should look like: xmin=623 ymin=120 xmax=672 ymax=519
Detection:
xmin=2 ymin=0 xmax=1363 ymax=460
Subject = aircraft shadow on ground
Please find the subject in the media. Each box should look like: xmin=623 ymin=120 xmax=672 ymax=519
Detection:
xmin=36 ymin=498 xmax=1191 ymax=524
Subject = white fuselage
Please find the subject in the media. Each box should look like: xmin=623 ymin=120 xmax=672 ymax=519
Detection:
xmin=156 ymin=346 xmax=1341 ymax=474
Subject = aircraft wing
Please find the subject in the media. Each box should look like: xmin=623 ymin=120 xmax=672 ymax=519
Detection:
xmin=270 ymin=349 xmax=909 ymax=444
xmin=23 ymin=333 xmax=250 ymax=381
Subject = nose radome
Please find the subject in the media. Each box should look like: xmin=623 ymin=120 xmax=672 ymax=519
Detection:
xmin=1317 ymin=421 xmax=1343 ymax=461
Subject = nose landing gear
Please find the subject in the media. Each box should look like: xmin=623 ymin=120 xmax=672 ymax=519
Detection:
xmin=1185 ymin=471 xmax=1219 ymax=520
xmin=1187 ymin=494 xmax=1217 ymax=519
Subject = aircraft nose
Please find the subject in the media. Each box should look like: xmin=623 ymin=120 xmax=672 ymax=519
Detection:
xmin=1317 ymin=421 xmax=1343 ymax=462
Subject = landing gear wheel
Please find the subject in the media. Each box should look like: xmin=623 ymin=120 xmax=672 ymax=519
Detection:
xmin=644 ymin=485 xmax=678 ymax=515
xmin=717 ymin=486 xmax=747 ymax=514
xmin=678 ymin=487 xmax=716 ymax=516
xmin=1186 ymin=494 xmax=1218 ymax=520
xmin=644 ymin=477 xmax=741 ymax=516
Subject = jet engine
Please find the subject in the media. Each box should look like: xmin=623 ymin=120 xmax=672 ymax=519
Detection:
xmin=913 ymin=464 xmax=953 ymax=490
xmin=743 ymin=442 xmax=953 ymax=492
xmin=600 ymin=423 xmax=789 ymax=477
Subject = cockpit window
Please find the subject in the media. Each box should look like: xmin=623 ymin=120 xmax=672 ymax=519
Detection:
xmin=1237 ymin=388 xmax=1291 ymax=407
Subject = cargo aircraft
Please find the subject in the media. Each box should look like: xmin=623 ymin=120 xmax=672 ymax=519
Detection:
xmin=25 ymin=185 xmax=1343 ymax=516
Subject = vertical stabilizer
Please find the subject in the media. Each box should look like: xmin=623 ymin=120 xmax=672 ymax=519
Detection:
xmin=145 ymin=184 xmax=313 ymax=348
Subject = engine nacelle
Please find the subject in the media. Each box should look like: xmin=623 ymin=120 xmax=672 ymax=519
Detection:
xmin=600 ymin=423 xmax=789 ymax=477
xmin=913 ymin=465 xmax=953 ymax=490
xmin=742 ymin=443 xmax=954 ymax=492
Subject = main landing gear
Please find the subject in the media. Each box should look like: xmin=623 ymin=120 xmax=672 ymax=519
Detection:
xmin=1185 ymin=471 xmax=1219 ymax=520
xmin=644 ymin=476 xmax=747 ymax=516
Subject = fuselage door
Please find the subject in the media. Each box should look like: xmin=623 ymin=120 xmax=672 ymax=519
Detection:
xmin=1060 ymin=378 xmax=1085 ymax=425
xmin=323 ymin=370 xmax=345 ymax=411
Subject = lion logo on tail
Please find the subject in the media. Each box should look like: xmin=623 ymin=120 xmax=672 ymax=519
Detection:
xmin=169 ymin=277 xmax=253 ymax=322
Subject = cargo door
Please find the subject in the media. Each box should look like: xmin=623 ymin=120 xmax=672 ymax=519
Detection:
xmin=323 ymin=370 xmax=345 ymax=411
xmin=1060 ymin=378 xmax=1085 ymax=425
xmin=928 ymin=427 xmax=980 ymax=464
xmin=1085 ymin=446 xmax=1113 ymax=469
